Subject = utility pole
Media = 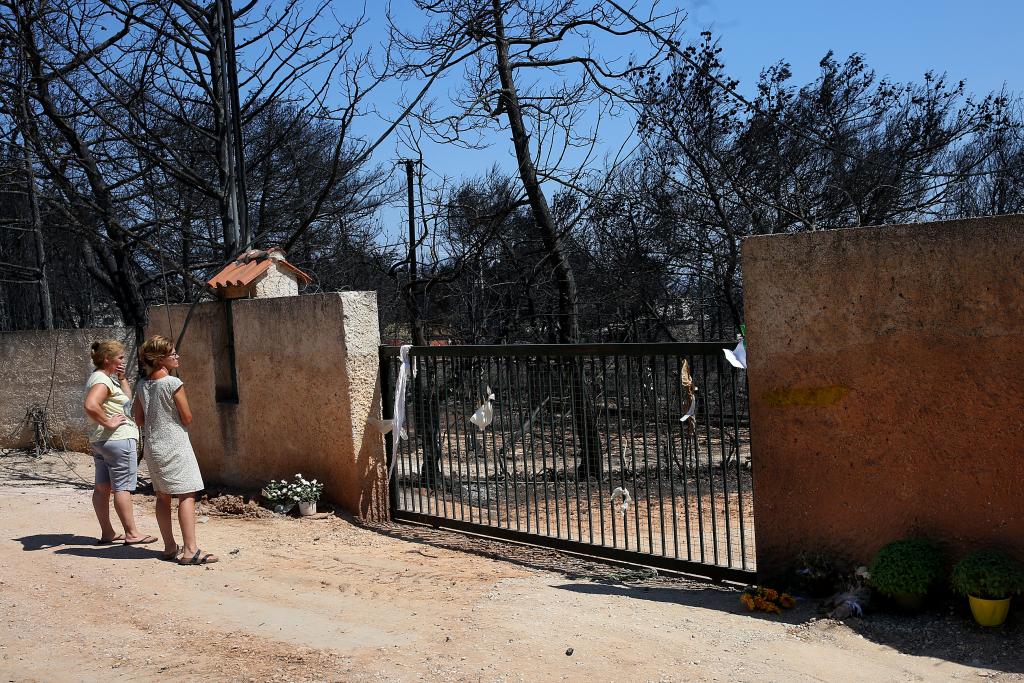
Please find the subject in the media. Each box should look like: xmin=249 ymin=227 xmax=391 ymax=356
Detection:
xmin=403 ymin=159 xmax=425 ymax=345
xmin=212 ymin=0 xmax=247 ymax=260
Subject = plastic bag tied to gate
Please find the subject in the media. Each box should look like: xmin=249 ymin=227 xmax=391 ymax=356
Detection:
xmin=469 ymin=386 xmax=495 ymax=431
xmin=724 ymin=335 xmax=747 ymax=369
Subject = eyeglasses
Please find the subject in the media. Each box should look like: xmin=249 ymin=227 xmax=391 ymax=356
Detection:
xmin=164 ymin=352 xmax=180 ymax=358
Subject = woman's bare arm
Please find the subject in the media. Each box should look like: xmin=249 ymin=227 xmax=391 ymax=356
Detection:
xmin=172 ymin=385 xmax=193 ymax=428
xmin=84 ymin=383 xmax=124 ymax=430
xmin=132 ymin=387 xmax=145 ymax=427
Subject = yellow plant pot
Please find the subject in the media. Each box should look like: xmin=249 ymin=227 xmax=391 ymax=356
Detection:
xmin=968 ymin=596 xmax=1011 ymax=627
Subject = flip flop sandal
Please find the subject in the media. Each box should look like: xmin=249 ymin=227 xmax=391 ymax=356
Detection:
xmin=123 ymin=535 xmax=159 ymax=546
xmin=96 ymin=534 xmax=125 ymax=545
xmin=179 ymin=549 xmax=219 ymax=565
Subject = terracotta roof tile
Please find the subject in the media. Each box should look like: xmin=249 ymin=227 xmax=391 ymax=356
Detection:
xmin=208 ymin=259 xmax=271 ymax=289
xmin=206 ymin=249 xmax=312 ymax=290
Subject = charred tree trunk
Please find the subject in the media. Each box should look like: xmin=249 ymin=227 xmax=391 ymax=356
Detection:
xmin=491 ymin=3 xmax=600 ymax=476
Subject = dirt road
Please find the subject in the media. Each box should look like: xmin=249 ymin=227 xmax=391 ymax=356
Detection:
xmin=1 ymin=452 xmax=1020 ymax=682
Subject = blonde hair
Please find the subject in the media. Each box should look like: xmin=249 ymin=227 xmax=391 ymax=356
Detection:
xmin=90 ymin=340 xmax=124 ymax=370
xmin=139 ymin=335 xmax=175 ymax=376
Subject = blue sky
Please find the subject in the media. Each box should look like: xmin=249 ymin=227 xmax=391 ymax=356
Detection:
xmin=338 ymin=1 xmax=1024 ymax=238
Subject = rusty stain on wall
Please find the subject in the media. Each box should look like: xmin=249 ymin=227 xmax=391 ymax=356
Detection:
xmin=761 ymin=385 xmax=850 ymax=407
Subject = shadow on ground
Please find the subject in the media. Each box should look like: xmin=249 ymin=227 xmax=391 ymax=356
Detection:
xmin=369 ymin=520 xmax=727 ymax=586
xmin=551 ymin=582 xmax=1022 ymax=674
xmin=0 ymin=450 xmax=93 ymax=490
xmin=14 ymin=533 xmax=163 ymax=561
xmin=841 ymin=600 xmax=1022 ymax=675
xmin=372 ymin=522 xmax=1022 ymax=675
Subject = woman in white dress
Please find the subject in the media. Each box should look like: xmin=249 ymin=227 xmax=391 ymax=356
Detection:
xmin=133 ymin=336 xmax=218 ymax=565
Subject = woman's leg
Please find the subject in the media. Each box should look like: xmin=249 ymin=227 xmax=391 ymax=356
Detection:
xmin=92 ymin=482 xmax=117 ymax=541
xmin=101 ymin=439 xmax=147 ymax=542
xmin=155 ymin=492 xmax=176 ymax=555
xmin=91 ymin=449 xmax=118 ymax=541
xmin=176 ymin=492 xmax=218 ymax=564
xmin=177 ymin=492 xmax=198 ymax=556
xmin=111 ymin=491 xmax=143 ymax=540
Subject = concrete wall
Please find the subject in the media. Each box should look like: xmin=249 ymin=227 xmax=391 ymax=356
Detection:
xmin=743 ymin=215 xmax=1024 ymax=576
xmin=145 ymin=292 xmax=387 ymax=521
xmin=0 ymin=327 xmax=136 ymax=451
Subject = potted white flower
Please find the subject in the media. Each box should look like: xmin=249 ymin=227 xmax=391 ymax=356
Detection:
xmin=262 ymin=478 xmax=296 ymax=515
xmin=291 ymin=473 xmax=323 ymax=516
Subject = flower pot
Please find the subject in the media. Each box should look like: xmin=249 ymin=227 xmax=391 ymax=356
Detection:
xmin=968 ymin=596 xmax=1011 ymax=627
xmin=298 ymin=501 xmax=317 ymax=516
xmin=273 ymin=501 xmax=296 ymax=515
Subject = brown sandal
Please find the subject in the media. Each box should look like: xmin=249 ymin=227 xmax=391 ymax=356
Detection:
xmin=160 ymin=544 xmax=182 ymax=562
xmin=179 ymin=549 xmax=219 ymax=565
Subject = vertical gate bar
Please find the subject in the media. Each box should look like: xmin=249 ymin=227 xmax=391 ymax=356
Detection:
xmin=624 ymin=355 xmax=643 ymax=552
xmin=450 ymin=355 xmax=468 ymax=522
xmin=700 ymin=353 xmax=718 ymax=565
xmin=420 ymin=352 xmax=433 ymax=518
xmin=490 ymin=357 xmax=510 ymax=530
xmin=547 ymin=356 xmax=564 ymax=539
xmin=706 ymin=355 xmax=721 ymax=565
xmin=526 ymin=356 xmax=545 ymax=535
xmin=587 ymin=354 xmax=604 ymax=546
xmin=410 ymin=351 xmax=424 ymax=516
xmin=555 ymin=356 xmax=573 ymax=540
xmin=439 ymin=354 xmax=458 ymax=522
xmin=485 ymin=356 xmax=506 ymax=529
xmin=538 ymin=356 xmax=555 ymax=537
xmin=381 ymin=353 xmax=399 ymax=515
xmin=569 ymin=357 xmax=585 ymax=543
xmin=660 ymin=354 xmax=680 ymax=559
xmin=499 ymin=358 xmax=520 ymax=532
xmin=599 ymin=355 xmax=614 ymax=548
xmin=613 ymin=354 xmax=629 ymax=551
xmin=480 ymin=356 xmax=494 ymax=526
xmin=514 ymin=356 xmax=533 ymax=533
xmin=440 ymin=355 xmax=453 ymax=519
xmin=400 ymin=356 xmax=413 ymax=513
xmin=731 ymin=366 xmax=748 ymax=570
xmin=472 ymin=357 xmax=489 ymax=526
xmin=695 ymin=353 xmax=708 ymax=563
xmin=405 ymin=350 xmax=418 ymax=515
xmin=675 ymin=354 xmax=693 ymax=561
xmin=425 ymin=354 xmax=443 ymax=518
xmin=716 ymin=352 xmax=733 ymax=567
xmin=652 ymin=355 xmax=667 ymax=556
xmin=637 ymin=355 xmax=654 ymax=554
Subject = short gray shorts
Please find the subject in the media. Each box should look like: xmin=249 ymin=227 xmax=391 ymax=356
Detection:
xmin=91 ymin=438 xmax=138 ymax=492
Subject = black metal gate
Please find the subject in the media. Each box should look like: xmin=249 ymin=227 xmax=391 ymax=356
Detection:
xmin=381 ymin=343 xmax=755 ymax=582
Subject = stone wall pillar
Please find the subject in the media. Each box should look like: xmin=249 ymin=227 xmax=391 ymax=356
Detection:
xmin=146 ymin=292 xmax=387 ymax=520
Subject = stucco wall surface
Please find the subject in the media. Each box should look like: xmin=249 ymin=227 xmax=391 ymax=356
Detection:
xmin=254 ymin=262 xmax=299 ymax=299
xmin=145 ymin=292 xmax=387 ymax=521
xmin=0 ymin=327 xmax=135 ymax=451
xmin=743 ymin=215 xmax=1024 ymax=576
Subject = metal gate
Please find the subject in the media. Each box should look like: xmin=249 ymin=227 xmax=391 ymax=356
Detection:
xmin=381 ymin=343 xmax=755 ymax=582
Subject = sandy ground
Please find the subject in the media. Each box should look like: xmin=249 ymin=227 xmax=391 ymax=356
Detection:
xmin=1 ymin=451 xmax=1021 ymax=683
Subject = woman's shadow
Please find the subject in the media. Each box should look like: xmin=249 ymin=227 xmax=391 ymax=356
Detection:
xmin=14 ymin=533 xmax=161 ymax=559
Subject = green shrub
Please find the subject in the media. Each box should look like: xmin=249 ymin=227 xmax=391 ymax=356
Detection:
xmin=951 ymin=549 xmax=1024 ymax=600
xmin=869 ymin=538 xmax=944 ymax=597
